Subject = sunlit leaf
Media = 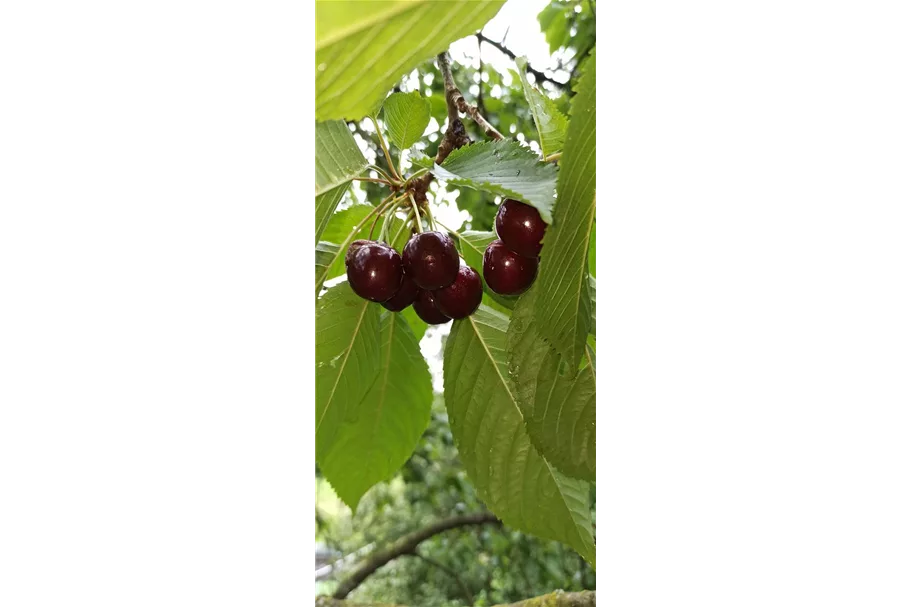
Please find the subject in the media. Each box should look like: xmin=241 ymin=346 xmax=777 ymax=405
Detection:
xmin=516 ymin=56 xmax=568 ymax=157
xmin=320 ymin=312 xmax=432 ymax=510
xmin=316 ymin=0 xmax=506 ymax=120
xmin=316 ymin=283 xmax=383 ymax=470
xmin=383 ymin=91 xmax=431 ymax=151
xmin=533 ymin=48 xmax=596 ymax=365
xmin=433 ymin=140 xmax=557 ymax=224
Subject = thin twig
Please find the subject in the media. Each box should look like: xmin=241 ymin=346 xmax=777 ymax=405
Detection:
xmin=476 ymin=32 xmax=567 ymax=88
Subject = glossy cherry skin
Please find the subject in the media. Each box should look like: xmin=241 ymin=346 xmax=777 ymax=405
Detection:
xmin=412 ymin=290 xmax=451 ymax=325
xmin=345 ymin=239 xmax=370 ymax=267
xmin=402 ymin=231 xmax=460 ymax=290
xmin=345 ymin=241 xmax=403 ymax=302
xmin=495 ymin=199 xmax=547 ymax=258
xmin=381 ymin=276 xmax=420 ymax=312
xmin=433 ymin=266 xmax=482 ymax=319
xmin=483 ymin=239 xmax=538 ymax=296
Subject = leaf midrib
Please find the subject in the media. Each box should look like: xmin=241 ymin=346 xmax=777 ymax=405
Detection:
xmin=465 ymin=314 xmax=591 ymax=548
xmin=317 ymin=297 xmax=371 ymax=432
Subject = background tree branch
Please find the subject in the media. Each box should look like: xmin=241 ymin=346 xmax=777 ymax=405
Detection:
xmin=317 ymin=590 xmax=596 ymax=607
xmin=476 ymin=32 xmax=567 ymax=88
xmin=331 ymin=512 xmax=500 ymax=600
xmin=406 ymin=551 xmax=474 ymax=605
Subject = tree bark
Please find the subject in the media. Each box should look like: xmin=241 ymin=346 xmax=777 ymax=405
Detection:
xmin=317 ymin=590 xmax=595 ymax=607
xmin=331 ymin=512 xmax=500 ymax=599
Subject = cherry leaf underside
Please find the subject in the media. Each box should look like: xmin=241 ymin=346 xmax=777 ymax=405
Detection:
xmin=532 ymin=48 xmax=596 ymax=366
xmin=315 ymin=120 xmax=366 ymax=240
xmin=444 ymin=305 xmax=596 ymax=566
xmin=506 ymin=285 xmax=596 ymax=482
xmin=315 ymin=0 xmax=506 ymax=121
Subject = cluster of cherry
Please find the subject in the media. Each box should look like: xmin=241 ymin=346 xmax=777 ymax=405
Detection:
xmin=345 ymin=199 xmax=547 ymax=325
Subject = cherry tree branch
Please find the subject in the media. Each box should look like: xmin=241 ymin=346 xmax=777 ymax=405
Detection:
xmin=476 ymin=32 xmax=568 ymax=88
xmin=330 ymin=512 xmax=500 ymax=599
xmin=437 ymin=51 xmax=504 ymax=141
xmin=406 ymin=552 xmax=474 ymax=605
xmin=316 ymin=590 xmax=596 ymax=607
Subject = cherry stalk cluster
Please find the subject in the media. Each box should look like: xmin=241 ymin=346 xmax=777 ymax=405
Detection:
xmin=344 ymin=52 xmax=550 ymax=322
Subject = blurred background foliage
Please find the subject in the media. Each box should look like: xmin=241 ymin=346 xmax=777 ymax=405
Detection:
xmin=317 ymin=1 xmax=595 ymax=605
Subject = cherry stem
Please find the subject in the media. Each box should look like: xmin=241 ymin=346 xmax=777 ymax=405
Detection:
xmin=367 ymin=164 xmax=395 ymax=184
xmin=408 ymin=194 xmax=423 ymax=233
xmin=390 ymin=210 xmax=412 ymax=245
xmin=353 ymin=177 xmax=391 ymax=186
xmin=423 ymin=199 xmax=439 ymax=232
xmin=433 ymin=219 xmax=464 ymax=243
xmin=369 ymin=115 xmax=402 ymax=182
xmin=404 ymin=167 xmax=430 ymax=184
xmin=368 ymin=193 xmax=403 ymax=240
xmin=378 ymin=203 xmax=398 ymax=243
xmin=544 ymin=152 xmax=562 ymax=163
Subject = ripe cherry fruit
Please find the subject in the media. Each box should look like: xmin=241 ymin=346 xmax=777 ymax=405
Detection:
xmin=412 ymin=289 xmax=451 ymax=325
xmin=345 ymin=239 xmax=370 ymax=267
xmin=483 ymin=239 xmax=538 ymax=296
xmin=402 ymin=231 xmax=460 ymax=290
xmin=495 ymin=199 xmax=547 ymax=258
xmin=381 ymin=276 xmax=420 ymax=312
xmin=345 ymin=241 xmax=403 ymax=302
xmin=434 ymin=266 xmax=482 ymax=319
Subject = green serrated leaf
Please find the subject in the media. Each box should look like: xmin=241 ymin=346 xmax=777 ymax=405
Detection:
xmin=400 ymin=306 xmax=427 ymax=342
xmin=534 ymin=48 xmax=596 ymax=366
xmin=506 ymin=286 xmax=595 ymax=482
xmin=316 ymin=204 xmax=413 ymax=297
xmin=316 ymin=183 xmax=351 ymax=243
xmin=433 ymin=140 xmax=557 ymax=224
xmin=516 ymin=57 xmax=569 ymax=158
xmin=315 ymin=0 xmax=507 ymax=120
xmin=316 ymin=120 xmax=366 ymax=195
xmin=444 ymin=305 xmax=595 ymax=566
xmin=410 ymin=153 xmax=435 ymax=170
xmin=589 ymin=276 xmax=596 ymax=337
xmin=538 ymin=2 xmax=569 ymax=55
xmin=588 ymin=220 xmax=596 ymax=278
xmin=316 ymin=283 xmax=383 ymax=468
xmin=316 ymin=240 xmax=340 ymax=287
xmin=458 ymin=231 xmax=516 ymax=313
xmin=320 ymin=312 xmax=432 ymax=510
xmin=383 ymin=91 xmax=431 ymax=151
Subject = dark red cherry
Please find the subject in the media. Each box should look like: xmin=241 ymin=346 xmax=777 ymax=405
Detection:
xmin=433 ymin=266 xmax=482 ymax=319
xmin=483 ymin=239 xmax=538 ymax=296
xmin=345 ymin=241 xmax=403 ymax=302
xmin=412 ymin=290 xmax=451 ymax=325
xmin=345 ymin=239 xmax=370 ymax=267
xmin=495 ymin=199 xmax=547 ymax=258
xmin=402 ymin=231 xmax=460 ymax=290
xmin=381 ymin=276 xmax=420 ymax=312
